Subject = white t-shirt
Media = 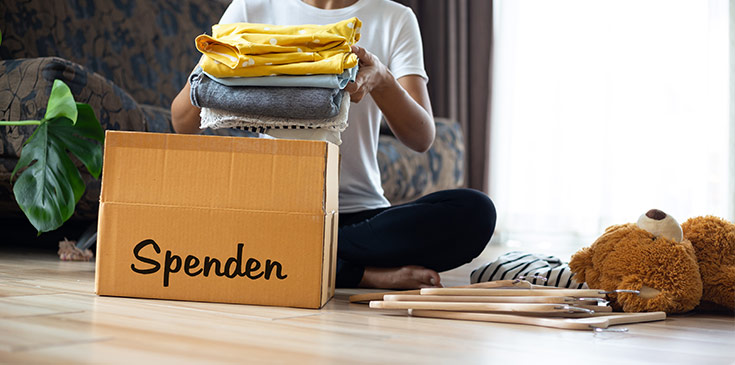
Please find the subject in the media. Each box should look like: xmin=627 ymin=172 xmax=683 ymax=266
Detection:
xmin=218 ymin=0 xmax=428 ymax=213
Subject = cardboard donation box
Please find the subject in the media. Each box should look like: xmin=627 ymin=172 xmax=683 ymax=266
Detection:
xmin=95 ymin=131 xmax=339 ymax=309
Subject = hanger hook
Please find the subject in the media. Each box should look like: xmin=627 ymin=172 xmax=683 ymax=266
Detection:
xmin=514 ymin=275 xmax=548 ymax=283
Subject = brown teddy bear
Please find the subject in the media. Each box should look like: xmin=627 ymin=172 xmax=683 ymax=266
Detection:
xmin=569 ymin=209 xmax=703 ymax=314
xmin=681 ymin=215 xmax=735 ymax=313
xmin=570 ymin=209 xmax=735 ymax=314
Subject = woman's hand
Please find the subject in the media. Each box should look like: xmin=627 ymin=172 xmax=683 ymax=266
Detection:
xmin=344 ymin=45 xmax=391 ymax=103
xmin=346 ymin=45 xmax=435 ymax=152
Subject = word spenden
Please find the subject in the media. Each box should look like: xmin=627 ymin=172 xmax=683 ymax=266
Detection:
xmin=131 ymin=239 xmax=288 ymax=287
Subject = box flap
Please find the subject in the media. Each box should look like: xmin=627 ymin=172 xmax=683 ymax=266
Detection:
xmin=101 ymin=131 xmax=335 ymax=215
xmin=323 ymin=142 xmax=340 ymax=215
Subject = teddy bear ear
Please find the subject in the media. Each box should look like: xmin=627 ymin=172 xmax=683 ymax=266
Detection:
xmin=603 ymin=224 xmax=625 ymax=234
xmin=569 ymin=247 xmax=592 ymax=283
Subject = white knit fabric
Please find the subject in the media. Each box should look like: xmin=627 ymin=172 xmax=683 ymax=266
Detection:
xmin=200 ymin=92 xmax=350 ymax=132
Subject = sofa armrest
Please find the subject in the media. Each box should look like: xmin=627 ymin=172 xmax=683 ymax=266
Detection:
xmin=0 ymin=57 xmax=148 ymax=157
xmin=378 ymin=117 xmax=465 ymax=204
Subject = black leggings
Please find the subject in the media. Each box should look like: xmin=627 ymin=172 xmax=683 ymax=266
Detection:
xmin=336 ymin=188 xmax=497 ymax=287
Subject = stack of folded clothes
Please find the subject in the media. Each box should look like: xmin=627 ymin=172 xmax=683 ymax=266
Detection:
xmin=190 ymin=17 xmax=362 ymax=145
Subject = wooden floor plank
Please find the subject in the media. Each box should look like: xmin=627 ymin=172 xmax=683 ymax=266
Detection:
xmin=0 ymin=282 xmax=60 ymax=297
xmin=0 ymin=315 xmax=110 ymax=353
xmin=0 ymin=246 xmax=733 ymax=363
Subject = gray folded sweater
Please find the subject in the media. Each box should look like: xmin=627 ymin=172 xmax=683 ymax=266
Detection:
xmin=189 ymin=67 xmax=343 ymax=119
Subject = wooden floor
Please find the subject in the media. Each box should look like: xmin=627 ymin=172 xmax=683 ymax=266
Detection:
xmin=1 ymin=244 xmax=734 ymax=364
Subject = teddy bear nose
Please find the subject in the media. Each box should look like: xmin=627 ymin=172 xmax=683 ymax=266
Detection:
xmin=646 ymin=209 xmax=667 ymax=220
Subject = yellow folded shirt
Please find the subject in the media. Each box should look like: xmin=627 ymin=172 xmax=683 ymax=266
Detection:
xmin=196 ymin=17 xmax=361 ymax=77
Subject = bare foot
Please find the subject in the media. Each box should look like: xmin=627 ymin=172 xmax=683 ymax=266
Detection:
xmin=358 ymin=265 xmax=442 ymax=289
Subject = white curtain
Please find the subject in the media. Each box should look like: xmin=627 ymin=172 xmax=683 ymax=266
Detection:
xmin=490 ymin=0 xmax=732 ymax=249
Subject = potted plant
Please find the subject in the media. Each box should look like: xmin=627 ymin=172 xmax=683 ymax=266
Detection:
xmin=0 ymin=79 xmax=105 ymax=235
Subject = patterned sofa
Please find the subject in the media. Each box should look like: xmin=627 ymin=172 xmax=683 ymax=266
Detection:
xmin=0 ymin=0 xmax=464 ymax=222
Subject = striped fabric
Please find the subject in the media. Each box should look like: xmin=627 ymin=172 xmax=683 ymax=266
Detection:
xmin=470 ymin=251 xmax=588 ymax=289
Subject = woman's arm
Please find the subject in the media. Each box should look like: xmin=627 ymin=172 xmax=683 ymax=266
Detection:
xmin=170 ymin=81 xmax=203 ymax=134
xmin=346 ymin=45 xmax=435 ymax=153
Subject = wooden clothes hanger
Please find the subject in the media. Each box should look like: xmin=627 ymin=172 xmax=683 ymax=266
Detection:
xmin=348 ymin=279 xmax=550 ymax=303
xmin=359 ymin=278 xmax=664 ymax=330
xmin=408 ymin=310 xmax=666 ymax=330
xmin=419 ymin=288 xmax=608 ymax=298
xmin=382 ymin=294 xmax=602 ymax=305
xmin=369 ymin=300 xmax=609 ymax=314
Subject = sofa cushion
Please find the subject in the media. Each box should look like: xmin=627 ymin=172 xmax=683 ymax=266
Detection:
xmin=139 ymin=104 xmax=175 ymax=134
xmin=378 ymin=117 xmax=465 ymax=204
xmin=0 ymin=0 xmax=228 ymax=108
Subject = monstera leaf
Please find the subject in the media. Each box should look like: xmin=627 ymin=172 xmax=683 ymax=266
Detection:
xmin=2 ymin=80 xmax=104 ymax=234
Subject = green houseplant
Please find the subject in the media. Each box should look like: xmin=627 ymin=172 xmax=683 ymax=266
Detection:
xmin=0 ymin=79 xmax=105 ymax=234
